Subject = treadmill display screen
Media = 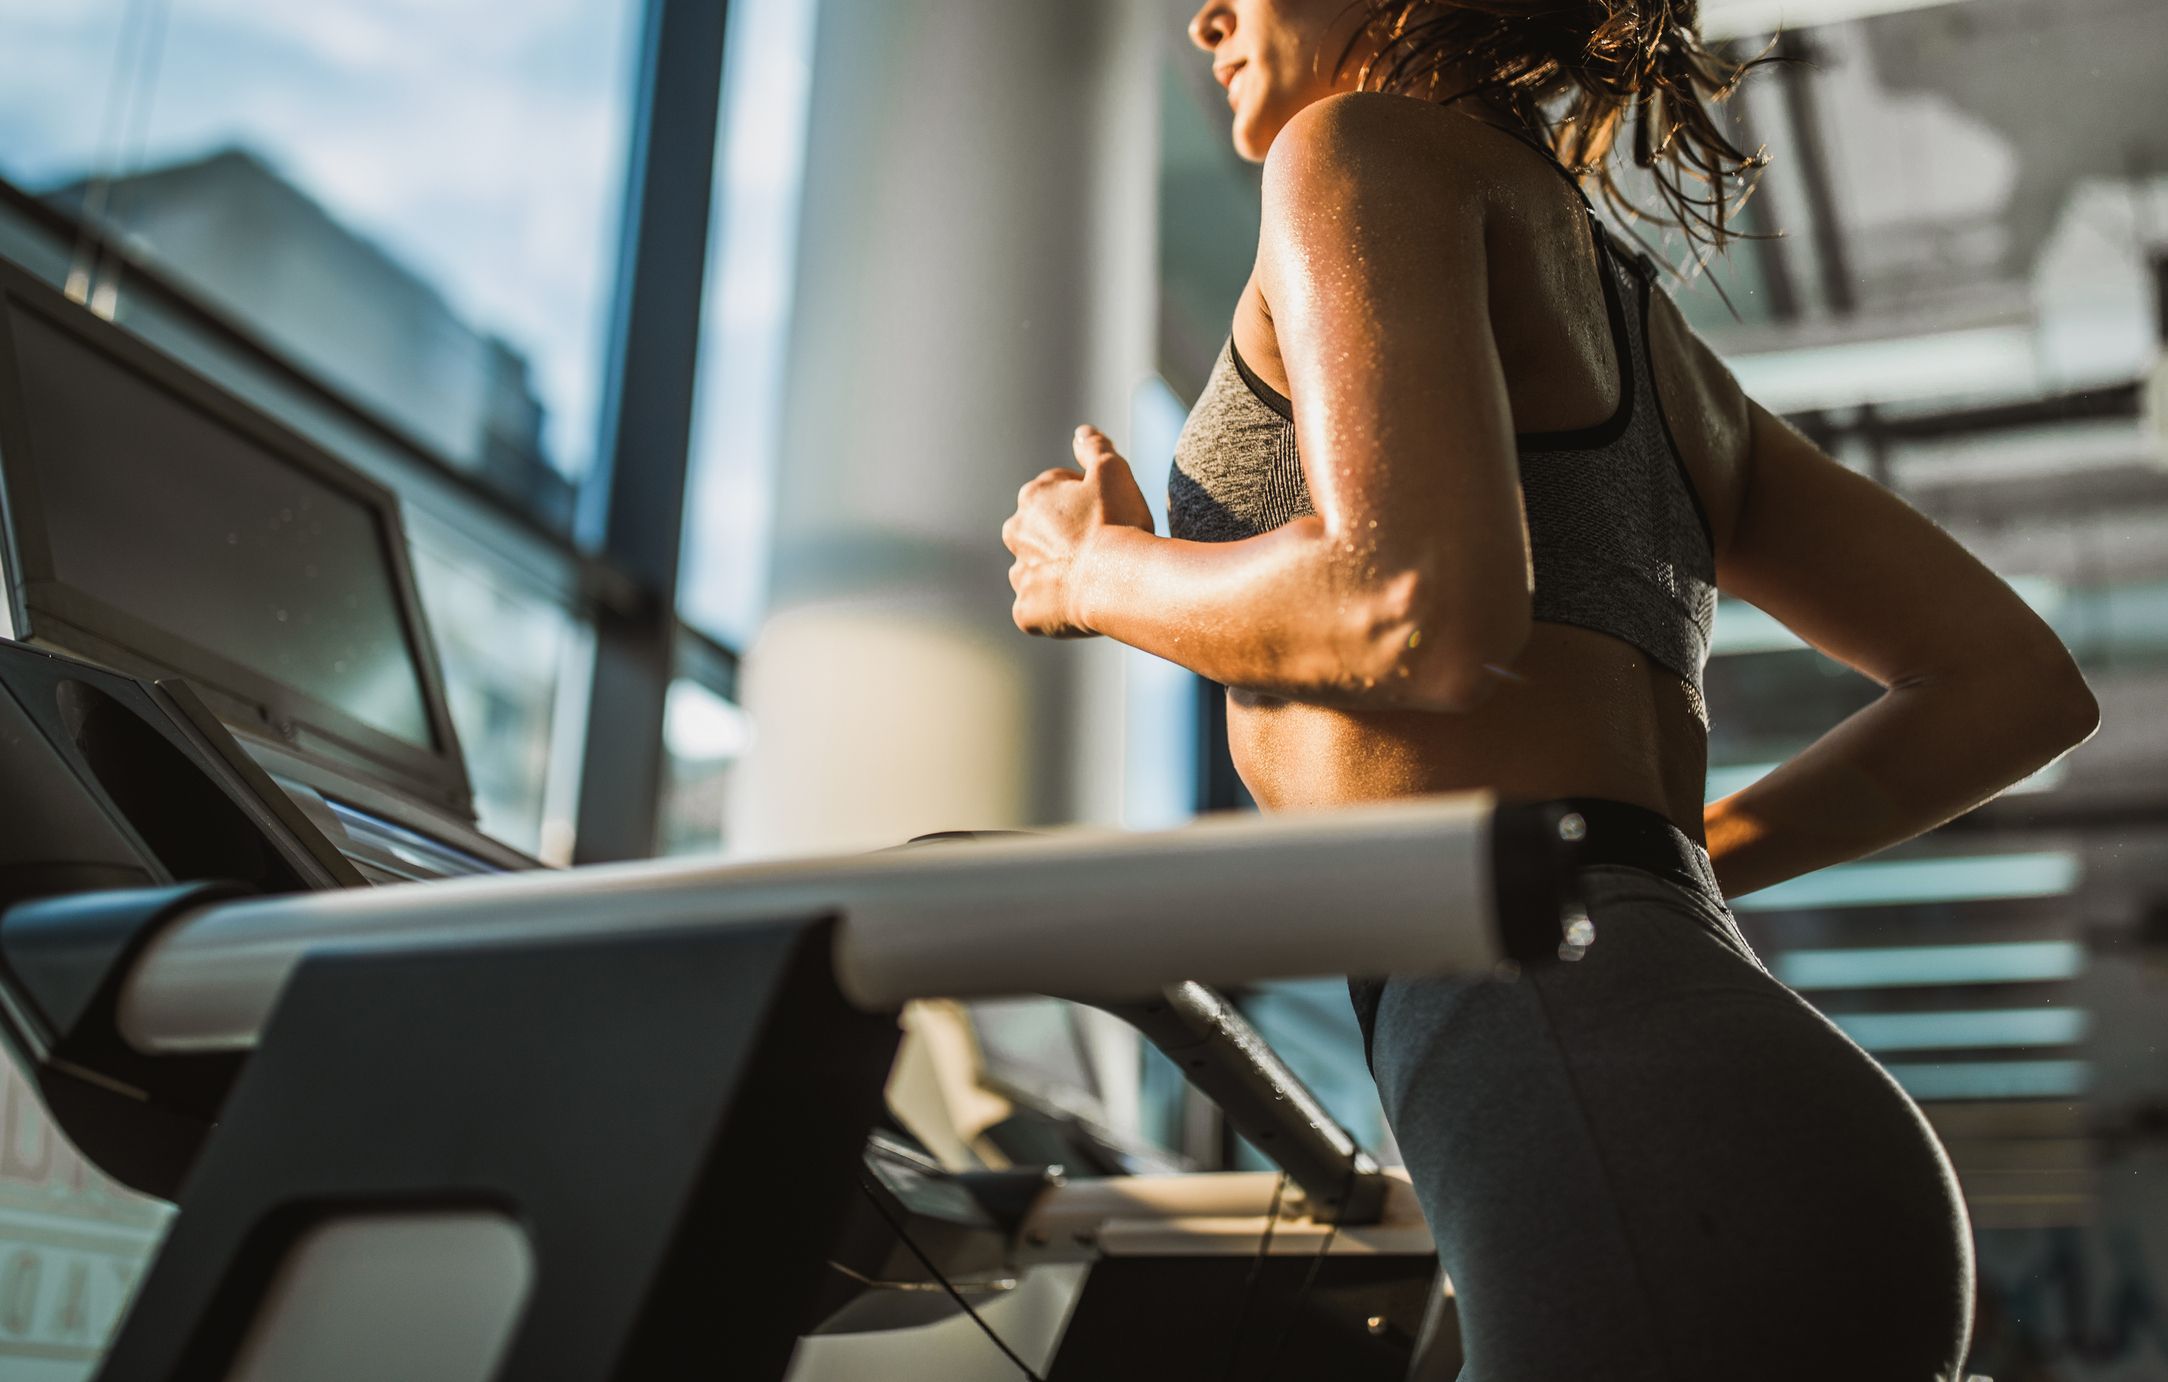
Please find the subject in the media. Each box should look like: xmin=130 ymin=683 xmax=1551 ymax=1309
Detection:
xmin=9 ymin=308 xmax=435 ymax=749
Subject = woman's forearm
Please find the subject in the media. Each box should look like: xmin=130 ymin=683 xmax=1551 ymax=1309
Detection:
xmin=1076 ymin=519 xmax=1422 ymax=710
xmin=1704 ymin=654 xmax=2098 ymax=899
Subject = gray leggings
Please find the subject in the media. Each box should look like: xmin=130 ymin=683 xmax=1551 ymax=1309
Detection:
xmin=1355 ymin=858 xmax=1976 ymax=1380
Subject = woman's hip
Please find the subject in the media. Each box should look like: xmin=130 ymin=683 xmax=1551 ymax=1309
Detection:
xmin=1358 ymin=864 xmax=1974 ymax=1377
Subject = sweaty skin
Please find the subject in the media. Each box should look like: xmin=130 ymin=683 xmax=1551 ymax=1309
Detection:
xmin=1006 ymin=0 xmax=2097 ymax=897
xmin=1219 ymin=95 xmax=1731 ymax=832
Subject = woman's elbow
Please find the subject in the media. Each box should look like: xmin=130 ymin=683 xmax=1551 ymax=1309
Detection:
xmin=2031 ymin=645 xmax=2101 ymax=753
xmin=1939 ymin=635 xmax=2101 ymax=762
xmin=1359 ymin=572 xmax=1532 ymax=714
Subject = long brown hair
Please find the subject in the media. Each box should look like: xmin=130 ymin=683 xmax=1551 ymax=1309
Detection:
xmin=1336 ymin=1 xmax=1777 ymax=266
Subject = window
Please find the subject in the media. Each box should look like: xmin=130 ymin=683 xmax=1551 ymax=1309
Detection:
xmin=0 ymin=9 xmax=660 ymax=1366
xmin=678 ymin=0 xmax=822 ymax=649
xmin=658 ymin=677 xmax=750 ymax=857
xmin=0 ymin=0 xmax=643 ymax=528
xmin=408 ymin=535 xmax=581 ymax=856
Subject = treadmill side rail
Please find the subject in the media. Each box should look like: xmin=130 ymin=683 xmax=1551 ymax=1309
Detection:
xmin=117 ymin=789 xmax=1587 ymax=1055
xmin=0 ymin=881 xmax=250 ymax=1198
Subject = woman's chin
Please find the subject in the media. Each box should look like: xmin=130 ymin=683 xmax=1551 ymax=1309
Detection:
xmin=1231 ymin=114 xmax=1272 ymax=163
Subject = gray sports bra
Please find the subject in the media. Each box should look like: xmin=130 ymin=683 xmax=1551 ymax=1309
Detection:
xmin=1168 ymin=125 xmax=1718 ymax=723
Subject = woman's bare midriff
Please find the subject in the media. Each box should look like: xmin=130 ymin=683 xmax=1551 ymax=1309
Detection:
xmin=1226 ymin=622 xmax=1711 ymax=843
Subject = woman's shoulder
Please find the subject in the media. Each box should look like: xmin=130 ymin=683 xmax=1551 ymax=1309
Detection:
xmin=1263 ymin=91 xmax=1520 ymax=193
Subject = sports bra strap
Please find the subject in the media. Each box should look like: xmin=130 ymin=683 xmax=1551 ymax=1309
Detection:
xmin=1436 ymin=101 xmax=1649 ymax=297
xmin=1440 ymin=101 xmax=1596 ymax=213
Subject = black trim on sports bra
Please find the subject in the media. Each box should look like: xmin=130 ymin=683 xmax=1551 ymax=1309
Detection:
xmin=1228 ymin=336 xmax=1293 ymax=422
xmin=1464 ymin=111 xmax=1716 ymax=545
xmin=1453 ymin=111 xmax=1637 ymax=452
xmin=1510 ymin=225 xmax=1635 ymax=453
xmin=1637 ymin=270 xmax=1719 ymax=553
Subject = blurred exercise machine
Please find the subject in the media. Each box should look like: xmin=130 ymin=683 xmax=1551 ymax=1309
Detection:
xmin=0 ymin=254 xmax=1590 ymax=1380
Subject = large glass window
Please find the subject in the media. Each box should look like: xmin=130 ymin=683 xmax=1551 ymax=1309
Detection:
xmin=658 ymin=676 xmax=750 ymax=857
xmin=0 ymin=9 xmax=651 ymax=1370
xmin=408 ymin=532 xmax=581 ymax=857
xmin=0 ymin=0 xmax=642 ymax=528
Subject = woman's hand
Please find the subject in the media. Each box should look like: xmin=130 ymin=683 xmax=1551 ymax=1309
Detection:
xmin=1003 ymin=425 xmax=1156 ymax=639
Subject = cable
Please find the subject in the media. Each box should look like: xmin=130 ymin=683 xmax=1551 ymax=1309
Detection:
xmin=1216 ymin=1170 xmax=1288 ymax=1382
xmin=1259 ymin=1160 xmax=1361 ymax=1380
xmin=853 ymin=1173 xmax=1047 ymax=1382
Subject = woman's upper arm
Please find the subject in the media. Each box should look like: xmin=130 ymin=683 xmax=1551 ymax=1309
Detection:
xmin=1718 ymin=397 xmax=2095 ymax=715
xmin=1255 ymin=94 xmax=1531 ymax=674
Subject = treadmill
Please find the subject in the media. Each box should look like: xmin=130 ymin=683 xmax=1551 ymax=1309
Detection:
xmin=0 ymin=253 xmax=1580 ymax=1379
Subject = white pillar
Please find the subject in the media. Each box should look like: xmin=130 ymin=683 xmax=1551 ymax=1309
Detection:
xmin=728 ymin=0 xmax=1162 ymax=858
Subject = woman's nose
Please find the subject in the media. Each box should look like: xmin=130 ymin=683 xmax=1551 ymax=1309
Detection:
xmin=1188 ymin=0 xmax=1234 ymax=53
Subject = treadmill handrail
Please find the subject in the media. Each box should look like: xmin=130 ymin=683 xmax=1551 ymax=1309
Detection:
xmin=114 ymin=792 xmax=1582 ymax=1055
xmin=1094 ymin=982 xmax=1388 ymax=1224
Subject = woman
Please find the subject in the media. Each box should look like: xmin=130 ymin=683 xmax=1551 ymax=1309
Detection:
xmin=1001 ymin=1 xmax=2100 ymax=1377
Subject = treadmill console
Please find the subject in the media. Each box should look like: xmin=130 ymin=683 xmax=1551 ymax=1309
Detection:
xmin=0 ymin=253 xmax=531 ymax=878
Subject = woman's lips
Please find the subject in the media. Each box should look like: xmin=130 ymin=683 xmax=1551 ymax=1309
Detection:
xmin=1215 ymin=59 xmax=1247 ymax=104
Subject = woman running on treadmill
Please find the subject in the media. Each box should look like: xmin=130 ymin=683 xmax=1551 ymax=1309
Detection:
xmin=1002 ymin=2 xmax=2099 ymax=1377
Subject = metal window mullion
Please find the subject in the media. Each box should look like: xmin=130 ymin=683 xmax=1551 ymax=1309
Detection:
xmin=1774 ymin=30 xmax=1856 ymax=317
xmin=673 ymin=620 xmax=741 ymax=705
xmin=572 ymin=0 xmax=734 ymax=864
